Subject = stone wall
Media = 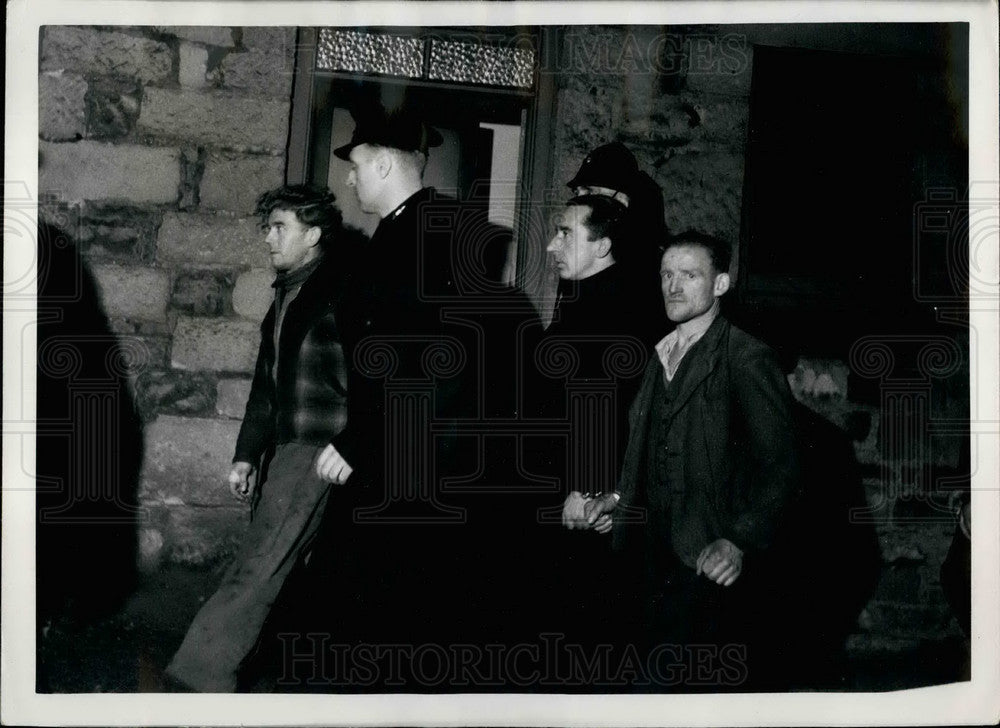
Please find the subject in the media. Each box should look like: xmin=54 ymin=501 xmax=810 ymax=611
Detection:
xmin=36 ymin=23 xmax=968 ymax=654
xmin=541 ymin=25 xmax=969 ymax=652
xmin=38 ymin=25 xmax=297 ymax=570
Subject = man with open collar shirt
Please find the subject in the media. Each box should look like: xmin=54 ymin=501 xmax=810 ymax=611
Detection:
xmin=165 ymin=185 xmax=353 ymax=692
xmin=582 ymin=231 xmax=800 ymax=691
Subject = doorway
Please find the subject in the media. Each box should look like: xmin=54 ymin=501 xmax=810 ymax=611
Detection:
xmin=287 ymin=27 xmax=554 ymax=287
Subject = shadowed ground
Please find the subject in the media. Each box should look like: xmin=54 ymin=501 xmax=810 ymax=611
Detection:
xmin=37 ymin=561 xmax=969 ymax=694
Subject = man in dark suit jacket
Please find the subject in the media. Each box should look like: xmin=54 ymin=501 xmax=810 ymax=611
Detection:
xmin=581 ymin=231 xmax=799 ymax=691
xmin=165 ymin=184 xmax=353 ymax=692
xmin=526 ymin=194 xmax=666 ymax=660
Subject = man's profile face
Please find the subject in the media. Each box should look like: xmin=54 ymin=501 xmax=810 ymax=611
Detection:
xmin=346 ymin=144 xmax=381 ymax=214
xmin=262 ymin=209 xmax=319 ymax=273
xmin=546 ymin=204 xmax=607 ymax=281
xmin=660 ymin=244 xmax=728 ymax=324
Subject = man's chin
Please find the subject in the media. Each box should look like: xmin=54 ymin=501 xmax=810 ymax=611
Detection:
xmin=665 ymin=304 xmax=687 ymax=321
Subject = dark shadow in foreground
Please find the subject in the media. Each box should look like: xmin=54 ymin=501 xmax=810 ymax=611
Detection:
xmin=35 ymin=220 xmax=144 ymax=691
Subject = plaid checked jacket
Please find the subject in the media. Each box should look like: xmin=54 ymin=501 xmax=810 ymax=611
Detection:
xmin=233 ymin=254 xmax=350 ymax=466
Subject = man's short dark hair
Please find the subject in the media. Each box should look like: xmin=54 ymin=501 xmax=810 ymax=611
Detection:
xmin=255 ymin=185 xmax=343 ymax=250
xmin=566 ymin=194 xmax=628 ymax=261
xmin=663 ymin=230 xmax=733 ymax=275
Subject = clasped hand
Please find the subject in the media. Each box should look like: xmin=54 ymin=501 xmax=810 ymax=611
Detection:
xmin=696 ymin=538 xmax=743 ymax=586
xmin=561 ymin=491 xmax=617 ymax=534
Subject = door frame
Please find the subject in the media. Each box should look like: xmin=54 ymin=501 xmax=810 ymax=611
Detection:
xmin=285 ymin=26 xmax=559 ymax=290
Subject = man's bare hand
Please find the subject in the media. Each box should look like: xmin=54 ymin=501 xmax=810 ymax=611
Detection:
xmin=561 ymin=491 xmax=589 ymax=529
xmin=228 ymin=461 xmax=255 ymax=502
xmin=315 ymin=444 xmax=353 ymax=484
xmin=584 ymin=493 xmax=618 ymax=534
xmin=696 ymin=538 xmax=743 ymax=586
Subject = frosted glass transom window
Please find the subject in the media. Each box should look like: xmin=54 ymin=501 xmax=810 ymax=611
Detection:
xmin=316 ymin=29 xmax=535 ymax=89
xmin=317 ymin=29 xmax=423 ymax=78
xmin=428 ymin=39 xmax=535 ymax=87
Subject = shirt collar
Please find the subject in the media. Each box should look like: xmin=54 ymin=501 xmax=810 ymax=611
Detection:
xmin=654 ymin=306 xmax=719 ymax=357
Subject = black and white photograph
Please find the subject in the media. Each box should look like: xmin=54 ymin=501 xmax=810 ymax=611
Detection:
xmin=3 ymin=0 xmax=999 ymax=725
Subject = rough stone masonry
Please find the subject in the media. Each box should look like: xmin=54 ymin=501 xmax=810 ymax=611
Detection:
xmin=37 ymin=24 xmax=968 ymax=655
xmin=39 ymin=25 xmax=296 ymax=569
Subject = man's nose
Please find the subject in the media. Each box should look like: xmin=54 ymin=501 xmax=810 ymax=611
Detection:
xmin=264 ymin=227 xmax=277 ymax=245
xmin=546 ymin=236 xmax=559 ymax=253
xmin=667 ymin=277 xmax=681 ymax=293
xmin=346 ymin=171 xmax=355 ymax=188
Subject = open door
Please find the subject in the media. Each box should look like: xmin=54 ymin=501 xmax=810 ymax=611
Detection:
xmin=287 ymin=27 xmax=557 ymax=288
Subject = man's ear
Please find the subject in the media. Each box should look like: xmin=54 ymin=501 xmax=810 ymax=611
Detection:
xmin=306 ymin=226 xmax=322 ymax=249
xmin=713 ymin=271 xmax=731 ymax=296
xmin=374 ymin=150 xmax=392 ymax=179
xmin=595 ymin=236 xmax=613 ymax=259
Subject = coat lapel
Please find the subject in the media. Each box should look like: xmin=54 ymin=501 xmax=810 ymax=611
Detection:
xmin=661 ymin=316 xmax=728 ymax=425
xmin=615 ymin=358 xmax=661 ymax=507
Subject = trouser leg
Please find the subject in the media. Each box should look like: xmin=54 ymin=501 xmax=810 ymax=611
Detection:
xmin=165 ymin=443 xmax=331 ymax=692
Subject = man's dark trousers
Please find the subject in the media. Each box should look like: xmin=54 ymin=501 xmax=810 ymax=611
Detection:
xmin=166 ymin=443 xmax=331 ymax=692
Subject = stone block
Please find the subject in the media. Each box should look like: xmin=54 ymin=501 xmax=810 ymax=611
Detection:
xmin=39 ymin=141 xmax=180 ymax=204
xmin=232 ymin=268 xmax=275 ymax=322
xmin=139 ymin=414 xmax=243 ymax=506
xmin=138 ymin=526 xmax=166 ymax=572
xmin=129 ymin=335 xmax=171 ymax=374
xmin=657 ymin=150 xmax=744 ymax=243
xmin=157 ymin=212 xmax=268 ymax=267
xmin=862 ymin=601 xmax=954 ymax=638
xmin=637 ymin=93 xmax=749 ymax=148
xmin=107 ymin=317 xmax=174 ymax=338
xmin=171 ymin=270 xmax=234 ymax=315
xmin=85 ymin=77 xmax=142 ymax=140
xmin=39 ymin=71 xmax=87 ymax=141
xmin=178 ymin=147 xmax=205 ymax=211
xmin=684 ymin=35 xmax=753 ymax=97
xmin=241 ymin=27 xmax=296 ymax=52
xmin=41 ymin=26 xmax=172 ymax=84
xmin=558 ymin=27 xmax=632 ymax=79
xmin=134 ymin=368 xmax=217 ymax=420
xmin=171 ymin=316 xmax=260 ymax=372
xmin=179 ymin=42 xmax=209 ymax=89
xmin=108 ymin=333 xmax=162 ymax=379
xmin=221 ymin=49 xmax=294 ymax=98
xmin=788 ymin=358 xmax=850 ymax=400
xmin=554 ymin=88 xmax=619 ymax=173
xmin=157 ymin=26 xmax=235 ymax=48
xmin=200 ymin=154 xmax=285 ymax=213
xmin=92 ymin=264 xmax=170 ymax=322
xmin=216 ymin=378 xmax=253 ymax=418
xmin=74 ymin=203 xmax=162 ymax=263
xmin=138 ymin=87 xmax=290 ymax=153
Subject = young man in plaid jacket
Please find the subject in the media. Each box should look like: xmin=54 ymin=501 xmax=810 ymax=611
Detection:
xmin=165 ymin=184 xmax=355 ymax=692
